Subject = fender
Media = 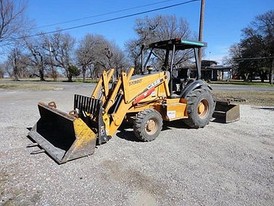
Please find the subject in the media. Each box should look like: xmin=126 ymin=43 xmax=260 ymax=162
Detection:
xmin=180 ymin=79 xmax=212 ymax=98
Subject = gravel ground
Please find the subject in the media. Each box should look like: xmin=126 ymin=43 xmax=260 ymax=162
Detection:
xmin=0 ymin=83 xmax=274 ymax=206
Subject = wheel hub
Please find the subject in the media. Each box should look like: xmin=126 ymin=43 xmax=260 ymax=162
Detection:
xmin=198 ymin=99 xmax=209 ymax=118
xmin=146 ymin=119 xmax=157 ymax=134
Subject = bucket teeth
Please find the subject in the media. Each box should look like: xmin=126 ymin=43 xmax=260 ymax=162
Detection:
xmin=27 ymin=143 xmax=39 ymax=148
xmin=30 ymin=149 xmax=45 ymax=155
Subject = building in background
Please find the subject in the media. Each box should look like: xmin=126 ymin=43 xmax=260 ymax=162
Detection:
xmin=201 ymin=60 xmax=232 ymax=81
xmin=177 ymin=60 xmax=232 ymax=81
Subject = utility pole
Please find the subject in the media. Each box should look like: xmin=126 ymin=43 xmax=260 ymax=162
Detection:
xmin=271 ymin=58 xmax=274 ymax=84
xmin=198 ymin=0 xmax=205 ymax=66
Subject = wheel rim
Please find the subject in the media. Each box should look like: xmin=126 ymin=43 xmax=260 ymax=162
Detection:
xmin=198 ymin=99 xmax=209 ymax=119
xmin=145 ymin=119 xmax=157 ymax=135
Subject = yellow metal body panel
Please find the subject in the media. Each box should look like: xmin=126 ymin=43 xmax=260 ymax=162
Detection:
xmin=164 ymin=98 xmax=188 ymax=121
xmin=73 ymin=118 xmax=97 ymax=148
xmin=62 ymin=118 xmax=97 ymax=162
xmin=123 ymin=71 xmax=170 ymax=104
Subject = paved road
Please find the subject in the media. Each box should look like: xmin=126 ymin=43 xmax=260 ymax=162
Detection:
xmin=211 ymin=83 xmax=274 ymax=92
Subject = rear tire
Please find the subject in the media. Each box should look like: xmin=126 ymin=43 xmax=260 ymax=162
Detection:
xmin=133 ymin=109 xmax=163 ymax=142
xmin=184 ymin=88 xmax=215 ymax=128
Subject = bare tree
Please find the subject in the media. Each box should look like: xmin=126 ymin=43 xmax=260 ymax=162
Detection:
xmin=126 ymin=15 xmax=192 ymax=71
xmin=6 ymin=47 xmax=30 ymax=80
xmin=22 ymin=36 xmax=47 ymax=81
xmin=76 ymin=34 xmax=127 ymax=81
xmin=50 ymin=32 xmax=76 ymax=82
xmin=0 ymin=0 xmax=27 ymax=44
xmin=0 ymin=62 xmax=4 ymax=78
xmin=76 ymin=34 xmax=107 ymax=82
xmin=108 ymin=42 xmax=128 ymax=78
xmin=223 ymin=43 xmax=243 ymax=79
xmin=125 ymin=40 xmax=141 ymax=70
xmin=9 ymin=48 xmax=20 ymax=80
xmin=38 ymin=34 xmax=59 ymax=80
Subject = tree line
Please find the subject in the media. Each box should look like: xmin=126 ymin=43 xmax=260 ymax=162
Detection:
xmin=0 ymin=0 xmax=273 ymax=83
xmin=2 ymin=32 xmax=128 ymax=82
xmin=0 ymin=0 xmax=193 ymax=81
xmin=226 ymin=10 xmax=274 ymax=83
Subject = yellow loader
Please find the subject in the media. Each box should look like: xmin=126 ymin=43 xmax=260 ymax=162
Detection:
xmin=28 ymin=38 xmax=239 ymax=164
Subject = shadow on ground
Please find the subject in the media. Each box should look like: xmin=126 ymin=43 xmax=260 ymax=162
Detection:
xmin=253 ymin=106 xmax=274 ymax=111
xmin=116 ymin=120 xmax=190 ymax=142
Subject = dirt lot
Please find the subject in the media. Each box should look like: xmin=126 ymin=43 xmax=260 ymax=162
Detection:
xmin=0 ymin=81 xmax=274 ymax=206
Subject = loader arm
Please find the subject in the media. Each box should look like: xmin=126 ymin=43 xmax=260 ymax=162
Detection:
xmin=101 ymin=70 xmax=170 ymax=137
xmin=103 ymin=68 xmax=135 ymax=113
xmin=91 ymin=68 xmax=115 ymax=103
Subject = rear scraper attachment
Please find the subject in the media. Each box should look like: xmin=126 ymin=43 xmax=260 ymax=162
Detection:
xmin=213 ymin=99 xmax=240 ymax=123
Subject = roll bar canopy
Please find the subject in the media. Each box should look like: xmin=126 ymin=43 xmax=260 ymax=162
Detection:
xmin=148 ymin=38 xmax=207 ymax=50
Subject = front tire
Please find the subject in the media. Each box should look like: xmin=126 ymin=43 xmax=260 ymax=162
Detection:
xmin=133 ymin=109 xmax=163 ymax=142
xmin=184 ymin=88 xmax=215 ymax=128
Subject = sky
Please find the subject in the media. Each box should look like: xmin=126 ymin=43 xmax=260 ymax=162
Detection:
xmin=25 ymin=0 xmax=274 ymax=64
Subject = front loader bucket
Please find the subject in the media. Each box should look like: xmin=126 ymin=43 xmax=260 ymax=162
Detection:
xmin=213 ymin=100 xmax=240 ymax=123
xmin=28 ymin=102 xmax=97 ymax=164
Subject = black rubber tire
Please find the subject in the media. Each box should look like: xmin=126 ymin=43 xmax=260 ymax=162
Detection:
xmin=133 ymin=109 xmax=163 ymax=142
xmin=184 ymin=88 xmax=215 ymax=128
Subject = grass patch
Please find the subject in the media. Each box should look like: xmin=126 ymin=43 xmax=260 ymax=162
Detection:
xmin=211 ymin=80 xmax=274 ymax=87
xmin=0 ymin=81 xmax=62 ymax=91
xmin=213 ymin=90 xmax=274 ymax=106
xmin=74 ymin=78 xmax=98 ymax=83
xmin=0 ymin=84 xmax=18 ymax=89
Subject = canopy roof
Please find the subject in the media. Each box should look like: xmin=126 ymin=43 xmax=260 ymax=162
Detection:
xmin=149 ymin=38 xmax=207 ymax=50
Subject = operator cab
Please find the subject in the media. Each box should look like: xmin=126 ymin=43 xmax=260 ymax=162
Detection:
xmin=141 ymin=38 xmax=207 ymax=97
